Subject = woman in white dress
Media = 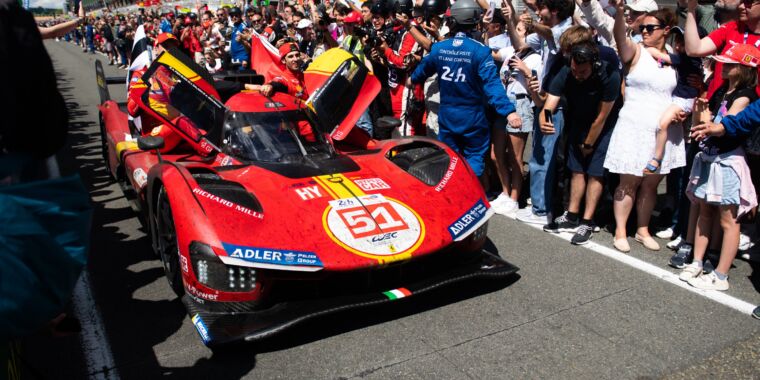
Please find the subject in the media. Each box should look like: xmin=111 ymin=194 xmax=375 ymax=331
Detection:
xmin=604 ymin=3 xmax=686 ymax=252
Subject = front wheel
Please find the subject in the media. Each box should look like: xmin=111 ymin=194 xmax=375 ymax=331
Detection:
xmin=155 ymin=187 xmax=185 ymax=297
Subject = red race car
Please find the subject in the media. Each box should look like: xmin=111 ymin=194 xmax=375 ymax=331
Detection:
xmin=95 ymin=46 xmax=518 ymax=346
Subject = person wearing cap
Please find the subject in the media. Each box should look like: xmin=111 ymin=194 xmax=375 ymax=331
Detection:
xmin=160 ymin=12 xmax=173 ymax=33
xmin=678 ymin=44 xmax=760 ymax=290
xmin=410 ymin=0 xmax=520 ymax=182
xmin=229 ymin=7 xmax=250 ymax=70
xmin=340 ymin=11 xmax=367 ymax=62
xmin=257 ymin=42 xmax=308 ymax=100
xmin=685 ymin=0 xmax=760 ymax=99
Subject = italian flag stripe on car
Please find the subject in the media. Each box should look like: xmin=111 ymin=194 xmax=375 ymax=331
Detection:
xmin=382 ymin=288 xmax=412 ymax=300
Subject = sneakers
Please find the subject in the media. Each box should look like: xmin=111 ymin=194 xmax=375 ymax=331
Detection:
xmin=516 ymin=208 xmax=549 ymax=225
xmin=543 ymin=211 xmax=579 ymax=233
xmin=688 ymin=271 xmax=729 ymax=291
xmin=655 ymin=227 xmax=674 ymax=239
xmin=668 ymin=243 xmax=693 ymax=269
xmin=753 ymin=306 xmax=760 ymax=320
xmin=679 ymin=262 xmax=703 ymax=282
xmin=571 ymin=224 xmax=593 ymax=245
xmin=490 ymin=193 xmax=518 ymax=216
xmin=666 ymin=235 xmax=683 ymax=250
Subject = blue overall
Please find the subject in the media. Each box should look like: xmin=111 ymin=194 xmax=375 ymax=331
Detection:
xmin=411 ymin=32 xmax=515 ymax=176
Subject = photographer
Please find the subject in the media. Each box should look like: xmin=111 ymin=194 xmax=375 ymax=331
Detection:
xmin=340 ymin=10 xmax=374 ymax=135
xmin=377 ymin=0 xmax=426 ymax=136
xmin=365 ymin=1 xmax=395 ymax=133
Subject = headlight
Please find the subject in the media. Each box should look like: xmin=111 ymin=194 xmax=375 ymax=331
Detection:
xmin=190 ymin=241 xmax=257 ymax=292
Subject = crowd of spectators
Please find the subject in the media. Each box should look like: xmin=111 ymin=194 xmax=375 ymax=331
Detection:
xmin=44 ymin=0 xmax=760 ymax=292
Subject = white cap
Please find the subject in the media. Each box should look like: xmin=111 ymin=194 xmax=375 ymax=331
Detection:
xmin=625 ymin=0 xmax=658 ymax=13
xmin=296 ymin=19 xmax=313 ymax=29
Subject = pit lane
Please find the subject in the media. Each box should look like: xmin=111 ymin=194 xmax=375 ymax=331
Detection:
xmin=22 ymin=40 xmax=760 ymax=379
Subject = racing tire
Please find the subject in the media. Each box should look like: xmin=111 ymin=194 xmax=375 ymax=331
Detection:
xmin=155 ymin=187 xmax=185 ymax=297
xmin=98 ymin=112 xmax=113 ymax=180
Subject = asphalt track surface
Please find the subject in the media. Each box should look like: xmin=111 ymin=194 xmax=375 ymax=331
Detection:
xmin=21 ymin=40 xmax=760 ymax=379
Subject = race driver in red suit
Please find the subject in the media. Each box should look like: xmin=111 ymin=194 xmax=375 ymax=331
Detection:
xmin=377 ymin=0 xmax=425 ymax=136
xmin=127 ymin=32 xmax=184 ymax=152
xmin=257 ymin=42 xmax=315 ymax=141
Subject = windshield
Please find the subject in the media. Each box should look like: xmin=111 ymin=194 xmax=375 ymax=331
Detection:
xmin=222 ymin=110 xmax=332 ymax=163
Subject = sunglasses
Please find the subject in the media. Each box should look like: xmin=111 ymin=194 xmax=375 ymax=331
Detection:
xmin=638 ymin=24 xmax=663 ymax=34
xmin=252 ymin=18 xmax=263 ymax=23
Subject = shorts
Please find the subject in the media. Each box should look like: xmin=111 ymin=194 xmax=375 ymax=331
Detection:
xmin=105 ymin=41 xmax=113 ymax=52
xmin=691 ymin=162 xmax=741 ymax=205
xmin=567 ymin=127 xmax=612 ymax=177
xmin=507 ymin=94 xmax=534 ymax=134
xmin=672 ymin=96 xmax=695 ymax=114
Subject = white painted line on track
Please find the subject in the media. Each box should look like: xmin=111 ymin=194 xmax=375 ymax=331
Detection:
xmin=72 ymin=270 xmax=120 ymax=380
xmin=502 ymin=213 xmax=757 ymax=315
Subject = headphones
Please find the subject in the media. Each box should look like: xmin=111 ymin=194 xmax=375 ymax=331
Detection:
xmin=570 ymin=44 xmax=601 ymax=72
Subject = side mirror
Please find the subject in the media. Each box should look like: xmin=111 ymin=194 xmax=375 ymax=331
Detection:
xmin=374 ymin=116 xmax=402 ymax=140
xmin=137 ymin=136 xmax=165 ymax=151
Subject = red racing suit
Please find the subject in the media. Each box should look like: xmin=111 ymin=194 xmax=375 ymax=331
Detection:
xmin=269 ymin=69 xmax=315 ymax=141
xmin=384 ymin=26 xmax=425 ymax=136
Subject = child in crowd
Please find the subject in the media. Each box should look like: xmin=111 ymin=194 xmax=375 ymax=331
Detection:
xmin=678 ymin=44 xmax=760 ymax=290
xmin=644 ymin=27 xmax=704 ymax=175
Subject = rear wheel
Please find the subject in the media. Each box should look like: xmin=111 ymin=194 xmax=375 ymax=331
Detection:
xmin=155 ymin=187 xmax=185 ymax=297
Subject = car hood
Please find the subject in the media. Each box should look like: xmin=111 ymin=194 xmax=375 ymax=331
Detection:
xmin=187 ymin=153 xmax=491 ymax=272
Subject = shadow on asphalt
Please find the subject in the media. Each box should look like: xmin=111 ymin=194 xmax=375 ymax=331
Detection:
xmin=30 ymin=56 xmax=522 ymax=379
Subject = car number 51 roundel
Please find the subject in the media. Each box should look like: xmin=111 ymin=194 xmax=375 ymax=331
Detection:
xmin=323 ymin=194 xmax=425 ymax=259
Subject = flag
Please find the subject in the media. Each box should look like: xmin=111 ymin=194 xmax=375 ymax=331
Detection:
xmin=250 ymin=30 xmax=285 ymax=82
xmin=127 ymin=25 xmax=152 ymax=132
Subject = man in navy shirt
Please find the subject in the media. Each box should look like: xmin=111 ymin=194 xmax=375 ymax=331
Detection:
xmin=410 ymin=0 xmax=519 ymax=181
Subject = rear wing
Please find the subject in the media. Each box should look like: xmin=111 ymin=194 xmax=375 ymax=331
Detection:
xmin=94 ymin=60 xmax=127 ymax=104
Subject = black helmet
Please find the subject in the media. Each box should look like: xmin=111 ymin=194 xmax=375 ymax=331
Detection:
xmin=370 ymin=1 xmax=390 ymax=17
xmin=229 ymin=6 xmax=242 ymax=16
xmin=395 ymin=0 xmax=414 ymax=16
xmin=423 ymin=0 xmax=448 ymax=16
xmin=449 ymin=0 xmax=481 ymax=26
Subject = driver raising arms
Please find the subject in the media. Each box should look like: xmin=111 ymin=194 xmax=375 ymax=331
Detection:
xmin=257 ymin=43 xmax=308 ymax=100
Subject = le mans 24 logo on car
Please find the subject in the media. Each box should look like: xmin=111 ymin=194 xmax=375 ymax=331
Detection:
xmin=323 ymin=194 xmax=425 ymax=260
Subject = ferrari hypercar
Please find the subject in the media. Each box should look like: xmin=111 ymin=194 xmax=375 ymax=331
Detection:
xmin=95 ymin=46 xmax=518 ymax=346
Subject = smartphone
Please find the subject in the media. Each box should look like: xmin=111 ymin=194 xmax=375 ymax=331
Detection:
xmin=531 ymin=69 xmax=537 ymax=78
xmin=544 ymin=109 xmax=552 ymax=124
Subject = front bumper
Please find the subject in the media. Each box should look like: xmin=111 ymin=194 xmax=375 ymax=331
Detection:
xmin=184 ymin=249 xmax=518 ymax=346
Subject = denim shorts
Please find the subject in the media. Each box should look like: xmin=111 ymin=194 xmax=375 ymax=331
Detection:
xmin=507 ymin=94 xmax=534 ymax=134
xmin=691 ymin=163 xmax=741 ymax=205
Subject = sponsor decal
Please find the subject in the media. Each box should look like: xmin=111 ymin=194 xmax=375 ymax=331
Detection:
xmin=452 ymin=39 xmax=463 ymax=47
xmin=353 ymin=178 xmax=391 ymax=191
xmin=180 ymin=255 xmax=189 ymax=273
xmin=132 ymin=168 xmax=148 ymax=188
xmin=191 ymin=314 xmax=211 ymax=344
xmin=323 ymin=194 xmax=424 ymax=258
xmin=435 ymin=156 xmax=458 ymax=192
xmin=213 ymin=154 xmax=234 ymax=166
xmin=382 ymin=287 xmax=412 ymax=300
xmin=187 ymin=283 xmax=219 ymax=301
xmin=264 ymin=101 xmax=285 ymax=108
xmin=192 ymin=188 xmax=264 ymax=219
xmin=448 ymin=200 xmax=488 ymax=239
xmin=199 ymin=140 xmax=214 ymax=154
xmin=221 ymin=243 xmax=323 ymax=268
xmin=294 ymin=185 xmax=323 ymax=200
